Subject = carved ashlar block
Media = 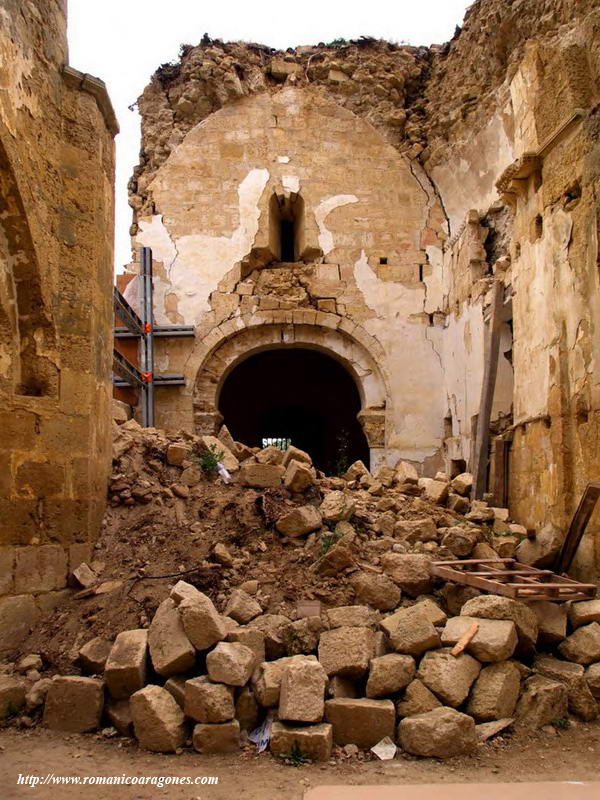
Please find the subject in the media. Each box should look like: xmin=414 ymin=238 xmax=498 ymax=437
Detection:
xmin=358 ymin=408 xmax=386 ymax=447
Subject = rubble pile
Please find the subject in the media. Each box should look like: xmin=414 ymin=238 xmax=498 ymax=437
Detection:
xmin=1 ymin=416 xmax=599 ymax=761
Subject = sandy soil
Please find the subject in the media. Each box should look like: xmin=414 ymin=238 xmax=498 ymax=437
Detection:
xmin=2 ymin=721 xmax=600 ymax=800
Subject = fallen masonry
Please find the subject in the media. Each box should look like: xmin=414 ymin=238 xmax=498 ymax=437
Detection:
xmin=2 ymin=423 xmax=600 ymax=763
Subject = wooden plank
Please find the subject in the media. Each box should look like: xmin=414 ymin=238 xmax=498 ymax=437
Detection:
xmin=472 ymin=280 xmax=505 ymax=500
xmin=451 ymin=622 xmax=479 ymax=657
xmin=554 ymin=482 xmax=600 ymax=575
xmin=466 ymin=570 xmax=554 ymax=578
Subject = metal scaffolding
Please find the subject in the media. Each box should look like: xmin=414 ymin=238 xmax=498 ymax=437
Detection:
xmin=112 ymin=246 xmax=194 ymax=427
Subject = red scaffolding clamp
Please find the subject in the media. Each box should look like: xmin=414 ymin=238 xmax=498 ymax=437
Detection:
xmin=141 ymin=371 xmax=153 ymax=382
xmin=143 ymin=322 xmax=153 ymax=333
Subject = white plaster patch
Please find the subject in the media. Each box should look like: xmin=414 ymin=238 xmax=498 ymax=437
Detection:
xmin=277 ymin=156 xmax=290 ymax=164
xmin=282 ymin=175 xmax=300 ymax=194
xmin=315 ymin=194 xmax=358 ymax=255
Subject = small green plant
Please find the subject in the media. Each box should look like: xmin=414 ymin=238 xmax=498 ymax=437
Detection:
xmin=1 ymin=701 xmax=20 ymax=720
xmin=197 ymin=443 xmax=224 ymax=474
xmin=279 ymin=740 xmax=310 ymax=766
xmin=325 ymin=37 xmax=349 ymax=48
xmin=551 ymin=716 xmax=570 ymax=730
xmin=320 ymin=531 xmax=341 ymax=556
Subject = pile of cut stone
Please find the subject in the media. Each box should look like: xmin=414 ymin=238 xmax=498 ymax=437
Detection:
xmin=3 ymin=578 xmax=600 ymax=759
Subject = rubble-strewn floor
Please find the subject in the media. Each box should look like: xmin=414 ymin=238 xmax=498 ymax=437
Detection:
xmin=2 ymin=722 xmax=600 ymax=800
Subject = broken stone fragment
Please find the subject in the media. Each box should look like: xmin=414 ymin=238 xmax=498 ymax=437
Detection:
xmin=104 ymin=629 xmax=148 ymax=699
xmin=15 ymin=653 xmax=43 ymax=673
xmin=255 ymin=446 xmax=285 ymax=466
xmin=396 ymin=679 xmax=442 ymax=717
xmin=585 ymin=663 xmax=600 ymax=698
xmin=325 ymin=605 xmax=378 ymax=629
xmin=43 ymin=676 xmax=104 ymax=733
xmin=130 ymin=684 xmax=186 ymax=752
xmin=441 ymin=616 xmax=518 ymax=662
xmin=270 ymin=721 xmax=333 ymax=762
xmin=25 ymin=678 xmax=52 ymax=712
xmin=148 ymin=598 xmax=196 ymax=677
xmin=317 ymin=542 xmax=354 ymax=576
xmin=395 ymin=518 xmax=438 ymax=543
xmin=380 ymin=605 xmax=440 ymax=657
xmin=0 ymin=676 xmax=26 ymax=718
xmin=380 ymin=553 xmax=433 ymax=596
xmin=450 ymin=472 xmax=473 ymax=496
xmin=366 ymin=653 xmax=416 ymax=698
xmin=275 ymin=504 xmax=322 ymax=537
xmin=226 ymin=626 xmax=265 ymax=666
xmin=419 ymin=478 xmax=449 ymax=505
xmin=558 ymin=622 xmax=600 ymax=665
xmin=515 ymin=523 xmax=563 ymax=568
xmin=192 ymin=720 xmax=240 ymax=753
xmin=325 ymin=697 xmax=395 ymax=748
xmin=68 ymin=562 xmax=96 ymax=589
xmin=166 ymin=443 xmax=190 ymax=466
xmin=78 ymin=637 xmax=112 ymax=674
xmin=350 ymin=571 xmax=401 ymax=612
xmin=279 ymin=656 xmax=327 ymax=723
xmin=441 ymin=527 xmax=479 ymax=556
xmin=284 ymin=460 xmax=315 ymax=492
xmin=184 ymin=676 xmax=235 ymax=723
xmin=281 ymin=615 xmax=324 ymax=655
xmin=417 ymin=649 xmax=481 ymax=707
xmin=201 ymin=435 xmax=239 ymax=472
xmin=239 ymin=463 xmax=284 ymax=488
xmin=568 ymin=599 xmax=600 ymax=630
xmin=534 ymin=655 xmax=598 ymax=721
xmin=163 ymin=676 xmax=187 ymax=708
xmin=447 ymin=493 xmax=470 ymax=513
xmin=206 ymin=641 xmax=255 ymax=686
xmin=224 ymin=588 xmax=262 ymax=624
xmin=395 ymin=461 xmax=419 ymax=485
xmin=461 ymin=594 xmax=538 ymax=653
xmin=320 ymin=490 xmax=355 ymax=523
xmin=249 ymin=614 xmax=290 ymax=660
xmin=515 ymin=675 xmax=568 ymax=729
xmin=252 ymin=655 xmax=318 ymax=707
xmin=178 ymin=591 xmax=227 ymax=650
xmin=282 ymin=445 xmax=312 ymax=467
xmin=529 ymin=600 xmax=567 ymax=646
xmin=342 ymin=460 xmax=370 ymax=482
xmin=106 ymin=698 xmax=133 ymax=736
xmin=466 ymin=661 xmax=521 ymax=721
xmin=318 ymin=626 xmax=374 ymax=679
xmin=235 ymin=687 xmax=259 ymax=731
xmin=212 ymin=542 xmax=234 ymax=566
xmin=399 ymin=706 xmax=477 ymax=758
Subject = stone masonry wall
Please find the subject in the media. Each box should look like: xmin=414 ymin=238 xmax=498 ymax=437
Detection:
xmin=0 ymin=0 xmax=117 ymax=654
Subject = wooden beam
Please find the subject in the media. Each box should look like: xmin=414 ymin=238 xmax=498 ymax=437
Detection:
xmin=554 ymin=482 xmax=600 ymax=575
xmin=472 ymin=281 xmax=504 ymax=500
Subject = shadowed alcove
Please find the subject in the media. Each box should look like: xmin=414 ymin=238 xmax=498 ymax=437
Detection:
xmin=218 ymin=348 xmax=370 ymax=474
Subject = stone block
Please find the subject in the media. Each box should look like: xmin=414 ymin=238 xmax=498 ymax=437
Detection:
xmin=534 ymin=655 xmax=598 ymax=720
xmin=201 ymin=435 xmax=239 ymax=472
xmin=515 ymin=675 xmax=568 ymax=729
xmin=559 ymin=622 xmax=600 ymax=665
xmin=226 ymin=626 xmax=265 ymax=666
xmin=448 ymin=493 xmax=470 ymax=513
xmin=326 ymin=605 xmax=378 ymax=629
xmin=43 ymin=676 xmax=104 ymax=733
xmin=276 ymin=505 xmax=321 ymax=537
xmin=529 ymin=600 xmax=567 ymax=645
xmin=396 ymin=462 xmax=419 ymax=485
xmin=366 ymin=654 xmax=415 ymax=698
xmin=0 ymin=676 xmax=26 ymax=718
xmin=279 ymin=657 xmax=327 ymax=722
xmin=130 ymin=685 xmax=186 ymax=752
xmin=515 ymin=524 xmax=563 ymax=568
xmin=350 ymin=571 xmax=401 ymax=611
xmin=249 ymin=614 xmax=290 ymax=659
xmin=193 ymin=720 xmax=240 ymax=753
xmin=239 ymin=463 xmax=284 ymax=488
xmin=271 ymin=721 xmax=333 ymax=762
xmin=466 ymin=661 xmax=521 ymax=721
xmin=106 ymin=698 xmax=133 ymax=736
xmin=284 ymin=460 xmax=315 ymax=492
xmin=25 ymin=678 xmax=52 ymax=712
xmin=255 ymin=446 xmax=285 ymax=465
xmin=328 ymin=676 xmax=358 ymax=699
xmin=380 ymin=606 xmax=440 ymax=656
xmin=568 ymin=600 xmax=600 ymax=630
xmin=585 ymin=663 xmax=600 ymax=698
xmin=78 ymin=637 xmax=112 ymax=674
xmin=179 ymin=591 xmax=227 ymax=650
xmin=440 ymin=584 xmax=481 ymax=616
xmin=318 ymin=543 xmax=354 ymax=576
xmin=164 ymin=676 xmax=187 ymax=708
xmin=0 ymin=546 xmax=14 ymax=595
xmin=325 ymin=698 xmax=395 ymax=748
xmin=148 ymin=598 xmax=195 ymax=677
xmin=396 ymin=679 xmax=441 ymax=717
xmin=68 ymin=562 xmax=96 ymax=589
xmin=166 ymin=443 xmax=190 ymax=466
xmin=206 ymin=641 xmax=255 ymax=686
xmin=395 ymin=518 xmax=438 ymax=543
xmin=224 ymin=588 xmax=262 ymax=624
xmin=380 ymin=553 xmax=433 ymax=596
xmin=461 ymin=594 xmax=538 ymax=652
xmin=282 ymin=616 xmax=324 ymax=655
xmin=282 ymin=445 xmax=312 ymax=467
xmin=16 ymin=653 xmax=42 ymax=673
xmin=104 ymin=629 xmax=148 ymax=699
xmin=441 ymin=616 xmax=518 ymax=662
xmin=320 ymin=491 xmax=355 ymax=523
xmin=399 ymin=707 xmax=477 ymax=758
xmin=450 ymin=473 xmax=473 ymax=496
xmin=418 ymin=649 xmax=481 ymax=707
xmin=318 ymin=626 xmax=374 ymax=679
xmin=235 ymin=687 xmax=259 ymax=731
xmin=252 ymin=655 xmax=317 ymax=707
xmin=419 ymin=478 xmax=449 ymax=505
xmin=184 ymin=676 xmax=234 ymax=722
xmin=441 ymin=527 xmax=479 ymax=556
xmin=14 ymin=545 xmax=67 ymax=593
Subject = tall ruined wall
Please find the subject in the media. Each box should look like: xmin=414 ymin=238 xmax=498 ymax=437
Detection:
xmin=0 ymin=0 xmax=117 ymax=654
xmin=128 ymin=0 xmax=600 ymax=573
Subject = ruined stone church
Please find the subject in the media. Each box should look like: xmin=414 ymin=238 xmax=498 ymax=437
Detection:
xmin=1 ymin=0 xmax=599 ymax=648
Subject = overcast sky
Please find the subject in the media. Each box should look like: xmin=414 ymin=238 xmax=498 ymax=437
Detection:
xmin=67 ymin=0 xmax=471 ymax=273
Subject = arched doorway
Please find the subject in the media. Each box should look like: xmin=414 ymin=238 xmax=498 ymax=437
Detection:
xmin=218 ymin=348 xmax=370 ymax=474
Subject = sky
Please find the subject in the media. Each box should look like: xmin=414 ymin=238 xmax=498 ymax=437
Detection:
xmin=67 ymin=0 xmax=472 ymax=273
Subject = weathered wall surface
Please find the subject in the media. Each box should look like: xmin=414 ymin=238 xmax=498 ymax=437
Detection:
xmin=0 ymin=0 xmax=117 ymax=653
xmin=127 ymin=1 xmax=600 ymax=573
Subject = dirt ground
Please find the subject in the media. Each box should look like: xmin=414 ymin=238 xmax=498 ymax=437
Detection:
xmin=2 ymin=721 xmax=600 ymax=800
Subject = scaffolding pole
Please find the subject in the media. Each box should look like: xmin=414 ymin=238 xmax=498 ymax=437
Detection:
xmin=139 ymin=246 xmax=155 ymax=427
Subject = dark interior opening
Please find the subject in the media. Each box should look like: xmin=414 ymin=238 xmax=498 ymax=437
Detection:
xmin=280 ymin=218 xmax=295 ymax=262
xmin=219 ymin=348 xmax=370 ymax=475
